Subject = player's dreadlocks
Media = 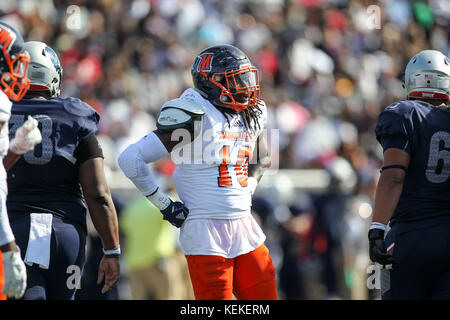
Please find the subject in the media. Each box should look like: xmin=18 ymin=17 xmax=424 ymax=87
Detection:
xmin=218 ymin=102 xmax=262 ymax=133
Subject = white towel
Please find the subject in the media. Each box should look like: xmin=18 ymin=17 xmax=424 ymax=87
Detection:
xmin=24 ymin=213 xmax=53 ymax=269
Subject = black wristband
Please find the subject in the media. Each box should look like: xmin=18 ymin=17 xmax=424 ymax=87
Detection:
xmin=379 ymin=164 xmax=407 ymax=173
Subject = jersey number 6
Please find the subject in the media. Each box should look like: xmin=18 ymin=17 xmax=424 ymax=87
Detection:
xmin=426 ymin=131 xmax=450 ymax=184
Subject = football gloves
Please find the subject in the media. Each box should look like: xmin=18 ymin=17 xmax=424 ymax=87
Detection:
xmin=368 ymin=228 xmax=394 ymax=267
xmin=160 ymin=200 xmax=189 ymax=228
xmin=10 ymin=115 xmax=42 ymax=155
xmin=1 ymin=249 xmax=27 ymax=299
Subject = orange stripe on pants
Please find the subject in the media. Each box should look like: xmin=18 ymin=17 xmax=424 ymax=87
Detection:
xmin=186 ymin=244 xmax=278 ymax=300
xmin=0 ymin=251 xmax=6 ymax=300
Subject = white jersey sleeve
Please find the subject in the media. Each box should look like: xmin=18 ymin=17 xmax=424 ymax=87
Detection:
xmin=0 ymin=90 xmax=11 ymax=123
xmin=0 ymin=92 xmax=13 ymax=246
xmin=0 ymin=91 xmax=11 ymax=180
xmin=0 ymin=180 xmax=14 ymax=246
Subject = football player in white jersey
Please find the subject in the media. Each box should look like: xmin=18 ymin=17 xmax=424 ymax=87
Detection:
xmin=119 ymin=44 xmax=277 ymax=300
xmin=0 ymin=22 xmax=42 ymax=299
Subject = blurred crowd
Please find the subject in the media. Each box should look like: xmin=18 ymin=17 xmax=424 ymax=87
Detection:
xmin=1 ymin=0 xmax=449 ymax=299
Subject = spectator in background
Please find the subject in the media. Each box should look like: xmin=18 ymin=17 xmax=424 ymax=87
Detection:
xmin=120 ymin=160 xmax=193 ymax=300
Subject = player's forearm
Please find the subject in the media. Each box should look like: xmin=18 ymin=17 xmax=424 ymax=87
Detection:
xmin=0 ymin=241 xmax=18 ymax=252
xmin=372 ymin=172 xmax=404 ymax=225
xmin=248 ymin=162 xmax=267 ymax=182
xmin=249 ymin=131 xmax=270 ymax=183
xmin=86 ymin=191 xmax=120 ymax=250
xmin=3 ymin=151 xmax=21 ymax=171
xmin=79 ymin=158 xmax=120 ymax=250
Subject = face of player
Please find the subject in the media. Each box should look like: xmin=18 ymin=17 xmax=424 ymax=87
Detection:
xmin=212 ymin=67 xmax=260 ymax=112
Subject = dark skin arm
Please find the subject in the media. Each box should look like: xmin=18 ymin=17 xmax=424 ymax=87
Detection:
xmin=3 ymin=151 xmax=21 ymax=171
xmin=78 ymin=157 xmax=120 ymax=294
xmin=248 ymin=128 xmax=270 ymax=182
xmin=372 ymin=148 xmax=410 ymax=225
xmin=153 ymin=121 xmax=197 ymax=152
xmin=0 ymin=241 xmax=18 ymax=252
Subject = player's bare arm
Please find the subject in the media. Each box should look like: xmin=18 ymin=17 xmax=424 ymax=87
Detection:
xmin=0 ymin=241 xmax=18 ymax=252
xmin=153 ymin=121 xmax=196 ymax=153
xmin=79 ymin=157 xmax=119 ymax=250
xmin=78 ymin=156 xmax=120 ymax=294
xmin=372 ymin=148 xmax=410 ymax=225
xmin=247 ymin=129 xmax=270 ymax=196
xmin=369 ymin=147 xmax=410 ymax=266
xmin=248 ymin=128 xmax=270 ymax=182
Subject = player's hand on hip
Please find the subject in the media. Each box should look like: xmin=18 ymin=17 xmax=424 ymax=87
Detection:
xmin=97 ymin=256 xmax=120 ymax=294
xmin=160 ymin=200 xmax=189 ymax=228
xmin=10 ymin=116 xmax=42 ymax=155
xmin=368 ymin=228 xmax=394 ymax=267
xmin=1 ymin=249 xmax=27 ymax=299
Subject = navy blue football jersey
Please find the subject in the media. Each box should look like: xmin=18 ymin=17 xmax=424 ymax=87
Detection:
xmin=375 ymin=100 xmax=450 ymax=226
xmin=6 ymin=97 xmax=100 ymax=229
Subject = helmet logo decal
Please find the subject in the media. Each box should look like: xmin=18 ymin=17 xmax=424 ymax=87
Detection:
xmin=196 ymin=53 xmax=213 ymax=72
xmin=0 ymin=26 xmax=15 ymax=52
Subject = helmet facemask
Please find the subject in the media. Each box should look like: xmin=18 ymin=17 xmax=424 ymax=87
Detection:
xmin=207 ymin=66 xmax=260 ymax=112
xmin=0 ymin=42 xmax=30 ymax=102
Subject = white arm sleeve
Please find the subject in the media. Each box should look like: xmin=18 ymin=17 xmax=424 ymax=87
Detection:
xmin=118 ymin=132 xmax=171 ymax=209
xmin=0 ymin=184 xmax=14 ymax=247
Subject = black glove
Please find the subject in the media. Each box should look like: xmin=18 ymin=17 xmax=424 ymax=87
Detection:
xmin=368 ymin=228 xmax=394 ymax=266
xmin=160 ymin=200 xmax=189 ymax=228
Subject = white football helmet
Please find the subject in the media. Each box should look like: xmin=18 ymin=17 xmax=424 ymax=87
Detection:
xmin=404 ymin=50 xmax=450 ymax=101
xmin=23 ymin=41 xmax=62 ymax=97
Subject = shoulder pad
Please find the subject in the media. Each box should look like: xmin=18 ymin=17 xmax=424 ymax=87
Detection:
xmin=375 ymin=100 xmax=414 ymax=143
xmin=161 ymin=97 xmax=206 ymax=115
xmin=60 ymin=97 xmax=99 ymax=118
xmin=157 ymin=97 xmax=205 ymax=131
xmin=382 ymin=100 xmax=416 ymax=116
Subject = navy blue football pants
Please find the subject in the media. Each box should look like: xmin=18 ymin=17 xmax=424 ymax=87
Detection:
xmin=9 ymin=215 xmax=86 ymax=300
xmin=382 ymin=223 xmax=450 ymax=299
